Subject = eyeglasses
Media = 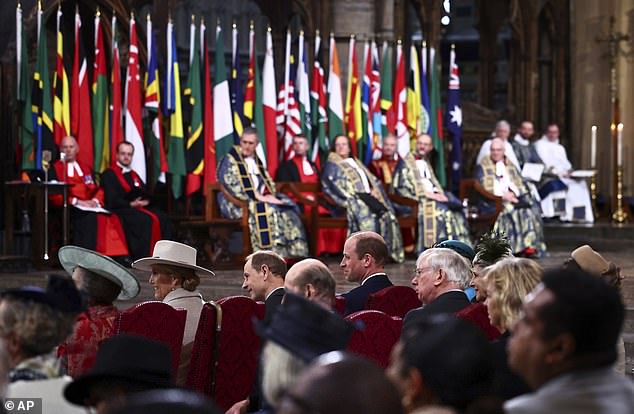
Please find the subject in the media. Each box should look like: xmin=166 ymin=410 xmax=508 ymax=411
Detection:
xmin=413 ymin=266 xmax=434 ymax=277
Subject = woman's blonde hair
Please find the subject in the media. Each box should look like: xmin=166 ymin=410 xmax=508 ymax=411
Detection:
xmin=153 ymin=264 xmax=200 ymax=291
xmin=485 ymin=258 xmax=543 ymax=331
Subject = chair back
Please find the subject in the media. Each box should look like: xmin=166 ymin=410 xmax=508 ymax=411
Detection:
xmin=345 ymin=310 xmax=402 ymax=368
xmin=334 ymin=295 xmax=347 ymax=315
xmin=116 ymin=301 xmax=186 ymax=380
xmin=213 ymin=296 xmax=265 ymax=410
xmin=186 ymin=301 xmax=222 ymax=395
xmin=366 ymin=285 xmax=421 ymax=318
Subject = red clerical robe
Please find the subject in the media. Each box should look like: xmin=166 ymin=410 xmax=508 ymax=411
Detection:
xmin=51 ymin=160 xmax=128 ymax=256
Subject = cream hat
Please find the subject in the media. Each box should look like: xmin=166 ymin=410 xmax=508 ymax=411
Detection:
xmin=132 ymin=240 xmax=215 ymax=278
xmin=570 ymin=245 xmax=610 ymax=276
xmin=59 ymin=246 xmax=140 ymax=300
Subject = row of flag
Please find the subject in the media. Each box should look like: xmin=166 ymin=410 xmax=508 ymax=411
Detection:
xmin=16 ymin=3 xmax=463 ymax=199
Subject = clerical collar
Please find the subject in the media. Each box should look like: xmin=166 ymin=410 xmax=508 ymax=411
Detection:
xmin=116 ymin=161 xmax=132 ymax=174
xmin=513 ymin=134 xmax=530 ymax=146
xmin=66 ymin=161 xmax=83 ymax=178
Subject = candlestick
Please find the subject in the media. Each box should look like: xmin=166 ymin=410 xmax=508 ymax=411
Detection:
xmin=590 ymin=173 xmax=598 ymax=220
xmin=591 ymin=125 xmax=597 ymax=168
xmin=617 ymin=123 xmax=623 ymax=166
xmin=612 ymin=166 xmax=628 ymax=223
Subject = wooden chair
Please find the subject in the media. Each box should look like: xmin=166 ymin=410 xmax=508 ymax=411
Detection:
xmin=366 ymin=285 xmax=421 ymax=318
xmin=459 ymin=179 xmax=503 ymax=241
xmin=387 ymin=192 xmax=419 ymax=248
xmin=116 ymin=301 xmax=186 ymax=381
xmin=345 ymin=310 xmax=403 ymax=368
xmin=186 ymin=301 xmax=223 ymax=396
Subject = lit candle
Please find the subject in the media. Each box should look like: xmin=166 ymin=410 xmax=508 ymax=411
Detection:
xmin=617 ymin=123 xmax=624 ymax=166
xmin=591 ymin=125 xmax=597 ymax=168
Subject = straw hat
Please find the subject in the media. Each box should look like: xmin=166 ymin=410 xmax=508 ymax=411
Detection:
xmin=132 ymin=240 xmax=215 ymax=278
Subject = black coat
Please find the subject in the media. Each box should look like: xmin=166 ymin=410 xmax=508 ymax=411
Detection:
xmin=342 ymin=274 xmax=393 ymax=316
xmin=402 ymin=290 xmax=470 ymax=333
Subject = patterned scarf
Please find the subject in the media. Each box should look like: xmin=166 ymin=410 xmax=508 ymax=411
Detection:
xmin=9 ymin=351 xmax=62 ymax=382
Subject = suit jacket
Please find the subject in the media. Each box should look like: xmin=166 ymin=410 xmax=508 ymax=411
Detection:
xmin=264 ymin=287 xmax=285 ymax=325
xmin=402 ymin=290 xmax=470 ymax=333
xmin=342 ymin=274 xmax=393 ymax=316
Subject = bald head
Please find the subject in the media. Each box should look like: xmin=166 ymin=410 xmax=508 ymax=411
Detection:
xmin=382 ymin=135 xmax=397 ymax=159
xmin=490 ymin=138 xmax=505 ymax=162
xmin=285 ymin=259 xmax=336 ymax=309
xmin=60 ymin=136 xmax=79 ymax=162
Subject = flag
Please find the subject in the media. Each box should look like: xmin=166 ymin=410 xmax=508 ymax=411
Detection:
xmin=214 ymin=23 xmax=234 ymax=163
xmin=407 ymin=44 xmax=421 ymax=137
xmin=110 ymin=15 xmax=124 ymax=167
xmin=393 ymin=41 xmax=410 ymax=157
xmin=310 ymin=30 xmax=327 ymax=162
xmin=31 ymin=2 xmax=55 ymax=170
xmin=92 ymin=11 xmax=109 ymax=173
xmin=17 ymin=3 xmax=34 ymax=170
xmin=71 ymin=7 xmax=94 ymax=171
xmin=297 ymin=31 xmax=311 ymax=138
xmin=53 ymin=5 xmax=70 ymax=146
xmin=277 ymin=30 xmax=301 ymax=160
xmin=243 ymin=23 xmax=256 ymax=125
xmin=247 ymin=23 xmax=268 ymax=167
xmin=262 ymin=28 xmax=279 ymax=177
xmin=201 ymin=18 xmax=216 ymax=191
xmin=429 ymin=47 xmax=446 ymax=187
xmin=185 ymin=17 xmax=203 ymax=196
xmin=230 ymin=23 xmax=244 ymax=144
xmin=166 ymin=19 xmax=186 ymax=198
xmin=344 ymin=35 xmax=362 ymax=158
xmin=327 ymin=34 xmax=344 ymax=139
xmin=144 ymin=15 xmax=167 ymax=186
xmin=124 ymin=14 xmax=146 ymax=182
xmin=446 ymin=44 xmax=462 ymax=194
xmin=361 ymin=40 xmax=372 ymax=164
xmin=420 ymin=41 xmax=431 ymax=134
xmin=370 ymin=41 xmax=382 ymax=160
xmin=380 ymin=41 xmax=394 ymax=136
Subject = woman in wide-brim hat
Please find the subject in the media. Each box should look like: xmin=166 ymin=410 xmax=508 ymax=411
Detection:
xmin=58 ymin=245 xmax=141 ymax=378
xmin=132 ymin=240 xmax=215 ymax=385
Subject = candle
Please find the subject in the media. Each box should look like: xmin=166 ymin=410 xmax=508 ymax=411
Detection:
xmin=617 ymin=123 xmax=623 ymax=166
xmin=591 ymin=125 xmax=597 ymax=168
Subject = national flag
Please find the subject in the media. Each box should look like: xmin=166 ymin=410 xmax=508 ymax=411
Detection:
xmin=420 ymin=41 xmax=432 ymax=134
xmin=110 ymin=15 xmax=124 ymax=167
xmin=201 ymin=18 xmax=216 ymax=191
xmin=144 ymin=15 xmax=167 ymax=186
xmin=92 ymin=11 xmax=109 ymax=173
xmin=407 ymin=44 xmax=421 ymax=138
xmin=429 ymin=46 xmax=446 ymax=186
xmin=53 ymin=5 xmax=70 ymax=146
xmin=31 ymin=2 xmax=55 ymax=170
xmin=327 ymin=33 xmax=344 ymax=139
xmin=361 ymin=40 xmax=373 ymax=164
xmin=446 ymin=44 xmax=462 ymax=194
xmin=184 ymin=17 xmax=204 ymax=196
xmin=310 ymin=30 xmax=327 ymax=162
xmin=243 ymin=22 xmax=256 ymax=125
xmin=247 ymin=23 xmax=268 ymax=167
xmin=277 ymin=30 xmax=301 ymax=160
xmin=297 ymin=31 xmax=311 ymax=138
xmin=124 ymin=14 xmax=146 ymax=182
xmin=370 ymin=41 xmax=382 ymax=160
xmin=276 ymin=29 xmax=291 ymax=136
xmin=166 ymin=19 xmax=186 ymax=198
xmin=393 ymin=41 xmax=410 ymax=157
xmin=262 ymin=28 xmax=279 ymax=177
xmin=344 ymin=35 xmax=362 ymax=158
xmin=230 ymin=23 xmax=244 ymax=144
xmin=380 ymin=41 xmax=394 ymax=136
xmin=17 ymin=3 xmax=34 ymax=170
xmin=71 ymin=7 xmax=94 ymax=171
xmin=214 ymin=23 xmax=234 ymax=163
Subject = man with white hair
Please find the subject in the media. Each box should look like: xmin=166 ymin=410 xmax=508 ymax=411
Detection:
xmin=402 ymin=248 xmax=472 ymax=333
xmin=476 ymin=120 xmax=521 ymax=171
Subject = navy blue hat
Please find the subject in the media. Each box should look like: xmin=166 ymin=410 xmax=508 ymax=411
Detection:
xmin=1 ymin=274 xmax=85 ymax=313
xmin=254 ymin=293 xmax=355 ymax=362
xmin=434 ymin=240 xmax=475 ymax=262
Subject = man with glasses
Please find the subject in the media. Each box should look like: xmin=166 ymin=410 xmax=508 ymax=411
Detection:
xmin=402 ymin=248 xmax=472 ymax=333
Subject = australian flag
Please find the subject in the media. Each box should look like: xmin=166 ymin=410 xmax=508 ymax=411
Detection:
xmin=446 ymin=45 xmax=462 ymax=194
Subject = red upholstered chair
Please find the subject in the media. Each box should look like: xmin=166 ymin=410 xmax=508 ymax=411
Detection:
xmin=366 ymin=285 xmax=421 ymax=318
xmin=213 ymin=296 xmax=266 ymax=411
xmin=345 ymin=310 xmax=402 ymax=368
xmin=116 ymin=301 xmax=186 ymax=381
xmin=186 ymin=301 xmax=222 ymax=395
xmin=334 ymin=295 xmax=347 ymax=315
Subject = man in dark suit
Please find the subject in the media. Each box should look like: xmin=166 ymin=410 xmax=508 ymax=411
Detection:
xmin=275 ymin=134 xmax=320 ymax=182
xmin=242 ymin=250 xmax=287 ymax=324
xmin=403 ymin=248 xmax=472 ymax=333
xmin=340 ymin=231 xmax=394 ymax=315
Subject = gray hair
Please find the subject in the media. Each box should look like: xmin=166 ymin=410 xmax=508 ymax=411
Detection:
xmin=418 ymin=248 xmax=472 ymax=289
xmin=262 ymin=341 xmax=307 ymax=408
xmin=495 ymin=120 xmax=511 ymax=131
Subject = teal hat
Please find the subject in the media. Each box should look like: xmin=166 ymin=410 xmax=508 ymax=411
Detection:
xmin=434 ymin=240 xmax=475 ymax=262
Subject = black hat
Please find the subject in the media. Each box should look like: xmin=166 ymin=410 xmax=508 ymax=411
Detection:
xmin=1 ymin=274 xmax=85 ymax=313
xmin=254 ymin=293 xmax=355 ymax=362
xmin=64 ymin=335 xmax=174 ymax=406
xmin=108 ymin=389 xmax=222 ymax=414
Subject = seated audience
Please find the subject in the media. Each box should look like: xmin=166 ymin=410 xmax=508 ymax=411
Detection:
xmin=276 ymin=134 xmax=320 ymax=182
xmin=322 ymin=135 xmax=404 ymax=263
xmin=505 ymin=267 xmax=634 ymax=413
xmin=476 ymin=120 xmax=521 ymax=171
xmin=284 ymin=258 xmax=336 ymax=309
xmin=132 ymin=240 xmax=214 ymax=385
xmin=2 ymin=274 xmax=85 ymax=414
xmin=57 ymin=245 xmax=140 ymax=377
xmin=484 ymin=258 xmax=542 ymax=400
